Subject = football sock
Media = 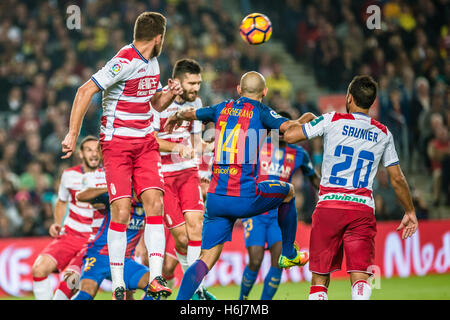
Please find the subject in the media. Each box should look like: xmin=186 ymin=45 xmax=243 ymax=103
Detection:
xmin=187 ymin=240 xmax=207 ymax=290
xmin=187 ymin=240 xmax=202 ymax=265
xmin=176 ymin=259 xmax=209 ymax=300
xmin=72 ymin=290 xmax=93 ymax=300
xmin=309 ymin=285 xmax=328 ymax=300
xmin=175 ymin=248 xmax=189 ymax=273
xmin=261 ymin=266 xmax=282 ymax=300
xmin=351 ymin=280 xmax=372 ymax=300
xmin=33 ymin=276 xmax=53 ymax=300
xmin=277 ymin=198 xmax=298 ymax=259
xmin=52 ymin=280 xmax=73 ymax=300
xmin=145 ymin=216 xmax=165 ymax=282
xmin=107 ymin=221 xmax=127 ymax=290
xmin=239 ymin=265 xmax=258 ymax=300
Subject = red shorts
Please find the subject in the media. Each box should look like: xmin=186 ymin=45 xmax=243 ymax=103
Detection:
xmin=309 ymin=207 xmax=377 ymax=275
xmin=162 ymin=168 xmax=204 ymax=229
xmin=101 ymin=137 xmax=164 ymax=202
xmin=40 ymin=234 xmax=88 ymax=273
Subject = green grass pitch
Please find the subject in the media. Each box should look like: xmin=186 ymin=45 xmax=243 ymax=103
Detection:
xmin=2 ymin=274 xmax=449 ymax=300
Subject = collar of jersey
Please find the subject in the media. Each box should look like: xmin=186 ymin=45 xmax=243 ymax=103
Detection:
xmin=352 ymin=112 xmax=370 ymax=118
xmin=130 ymin=43 xmax=148 ymax=64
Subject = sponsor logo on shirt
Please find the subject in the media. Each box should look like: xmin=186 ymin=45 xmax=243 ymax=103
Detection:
xmin=214 ymin=167 xmax=238 ymax=175
xmin=109 ymin=63 xmax=122 ymax=77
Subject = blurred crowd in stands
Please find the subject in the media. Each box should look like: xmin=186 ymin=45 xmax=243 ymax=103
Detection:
xmin=0 ymin=0 xmax=448 ymax=237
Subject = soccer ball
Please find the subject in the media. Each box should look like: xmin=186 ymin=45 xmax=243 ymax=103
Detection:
xmin=239 ymin=13 xmax=272 ymax=45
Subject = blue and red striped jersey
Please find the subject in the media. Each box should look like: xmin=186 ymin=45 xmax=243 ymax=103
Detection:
xmin=196 ymin=97 xmax=288 ymax=197
xmin=86 ymin=199 xmax=145 ymax=258
xmin=258 ymin=137 xmax=315 ymax=184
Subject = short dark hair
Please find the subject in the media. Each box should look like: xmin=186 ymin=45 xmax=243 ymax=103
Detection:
xmin=133 ymin=12 xmax=166 ymax=42
xmin=172 ymin=58 xmax=202 ymax=79
xmin=79 ymin=135 xmax=98 ymax=150
xmin=348 ymin=75 xmax=378 ymax=109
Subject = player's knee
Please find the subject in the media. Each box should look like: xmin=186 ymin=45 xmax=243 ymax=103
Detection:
xmin=283 ymin=183 xmax=295 ymax=203
xmin=32 ymin=256 xmax=52 ymax=278
xmin=248 ymin=259 xmax=263 ymax=271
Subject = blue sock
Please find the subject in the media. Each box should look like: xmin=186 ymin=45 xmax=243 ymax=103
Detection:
xmin=176 ymin=259 xmax=209 ymax=300
xmin=277 ymin=198 xmax=298 ymax=259
xmin=261 ymin=267 xmax=282 ymax=300
xmin=72 ymin=290 xmax=93 ymax=300
xmin=239 ymin=265 xmax=258 ymax=300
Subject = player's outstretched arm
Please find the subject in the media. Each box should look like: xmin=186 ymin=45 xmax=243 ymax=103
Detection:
xmin=153 ymin=133 xmax=194 ymax=159
xmin=386 ymin=164 xmax=418 ymax=239
xmin=76 ymin=187 xmax=108 ymax=203
xmin=61 ymin=80 xmax=100 ymax=159
xmin=164 ymin=107 xmax=197 ymax=133
xmin=151 ymin=78 xmax=183 ymax=112
xmin=281 ymin=112 xmax=317 ymax=144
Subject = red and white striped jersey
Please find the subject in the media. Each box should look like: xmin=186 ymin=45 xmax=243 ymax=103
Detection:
xmin=198 ymin=151 xmax=214 ymax=181
xmin=91 ymin=44 xmax=162 ymax=142
xmin=58 ymin=165 xmax=104 ymax=240
xmin=152 ymin=98 xmax=202 ymax=174
xmin=80 ymin=167 xmax=107 ymax=239
xmin=302 ymin=112 xmax=399 ymax=213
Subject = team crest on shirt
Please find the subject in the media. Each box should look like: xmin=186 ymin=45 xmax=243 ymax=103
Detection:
xmin=286 ymin=154 xmax=294 ymax=163
xmin=135 ymin=207 xmax=144 ymax=216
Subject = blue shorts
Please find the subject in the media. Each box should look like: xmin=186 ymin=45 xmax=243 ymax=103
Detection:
xmin=81 ymin=252 xmax=148 ymax=290
xmin=202 ymin=180 xmax=290 ymax=250
xmin=242 ymin=209 xmax=281 ymax=249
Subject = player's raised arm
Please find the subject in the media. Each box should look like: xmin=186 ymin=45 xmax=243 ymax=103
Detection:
xmin=61 ymin=80 xmax=100 ymax=159
xmin=151 ymin=78 xmax=184 ymax=112
xmin=386 ymin=164 xmax=418 ymax=239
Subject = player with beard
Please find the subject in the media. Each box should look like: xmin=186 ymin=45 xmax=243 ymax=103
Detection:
xmin=151 ymin=58 xmax=215 ymax=299
xmin=283 ymin=75 xmax=418 ymax=300
xmin=32 ymin=136 xmax=103 ymax=300
xmin=61 ymin=12 xmax=183 ymax=299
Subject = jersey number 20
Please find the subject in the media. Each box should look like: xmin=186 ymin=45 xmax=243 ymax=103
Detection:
xmin=329 ymin=145 xmax=374 ymax=188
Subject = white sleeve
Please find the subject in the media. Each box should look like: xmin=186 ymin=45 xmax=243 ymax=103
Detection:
xmin=151 ymin=106 xmax=161 ymax=132
xmin=191 ymin=98 xmax=203 ymax=134
xmin=302 ymin=112 xmax=334 ymax=139
xmin=382 ymin=130 xmax=400 ymax=167
xmin=58 ymin=171 xmax=70 ymax=202
xmin=91 ymin=57 xmax=132 ymax=90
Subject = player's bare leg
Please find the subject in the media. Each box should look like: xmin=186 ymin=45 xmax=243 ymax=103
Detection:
xmin=350 ymin=272 xmax=372 ymax=300
xmin=309 ymin=272 xmax=330 ymax=300
xmin=278 ymin=183 xmax=309 ymax=268
xmin=169 ymin=224 xmax=189 ymax=272
xmin=32 ymin=254 xmax=57 ymax=299
xmin=162 ymin=254 xmax=179 ymax=292
xmin=239 ymin=246 xmax=264 ymax=299
xmin=108 ymin=197 xmax=132 ymax=300
xmin=140 ymin=189 xmax=171 ymax=298
xmin=72 ymin=278 xmax=99 ymax=300
xmin=176 ymin=244 xmax=223 ymax=300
